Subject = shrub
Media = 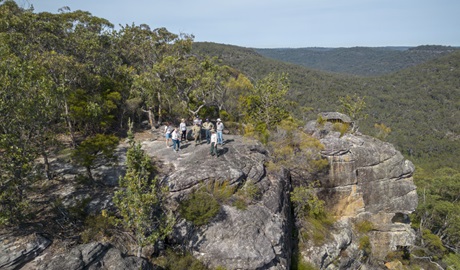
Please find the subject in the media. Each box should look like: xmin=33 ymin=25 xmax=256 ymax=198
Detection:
xmin=332 ymin=122 xmax=350 ymax=136
xmin=206 ymin=180 xmax=235 ymax=204
xmin=355 ymin=220 xmax=375 ymax=233
xmin=81 ymin=210 xmax=118 ymax=243
xmin=179 ymin=191 xmax=220 ymax=226
xmin=154 ymin=249 xmax=207 ymax=270
xmin=233 ymin=180 xmax=262 ymax=210
xmin=359 ymin=236 xmax=372 ymax=259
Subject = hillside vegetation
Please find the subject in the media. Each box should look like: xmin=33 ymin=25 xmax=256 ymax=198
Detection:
xmin=254 ymin=45 xmax=459 ymax=76
xmin=2 ymin=1 xmax=460 ymax=268
xmin=193 ymin=42 xmax=460 ymax=170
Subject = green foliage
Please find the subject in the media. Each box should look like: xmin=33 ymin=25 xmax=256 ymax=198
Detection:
xmin=179 ymin=190 xmax=221 ymax=226
xmin=332 ymin=122 xmax=350 ymax=136
xmin=232 ymin=180 xmax=262 ymax=210
xmin=71 ymin=134 xmax=119 ymax=180
xmin=338 ymin=94 xmax=368 ymax=133
xmin=374 ymin=123 xmax=392 ymax=141
xmin=268 ymin=120 xmax=328 ymax=181
xmin=443 ymin=253 xmax=460 ymax=270
xmin=355 ymin=220 xmax=375 ymax=233
xmin=239 ymin=72 xmax=291 ymax=139
xmin=291 ymin=248 xmax=318 ymax=270
xmin=81 ymin=210 xmax=118 ymax=243
xmin=358 ymin=235 xmax=372 ymax=259
xmin=254 ymin=46 xmax=458 ymax=76
xmin=154 ymin=249 xmax=208 ymax=270
xmin=291 ymin=185 xmax=326 ymax=219
xmin=412 ymin=167 xmax=460 ymax=253
xmin=113 ymin=129 xmax=173 ymax=251
xmin=205 ymin=180 xmax=236 ymax=204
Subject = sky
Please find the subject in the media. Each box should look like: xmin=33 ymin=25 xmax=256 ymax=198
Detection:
xmin=15 ymin=0 xmax=460 ymax=48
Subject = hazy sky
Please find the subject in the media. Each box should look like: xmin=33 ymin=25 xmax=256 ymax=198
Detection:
xmin=16 ymin=0 xmax=460 ymax=48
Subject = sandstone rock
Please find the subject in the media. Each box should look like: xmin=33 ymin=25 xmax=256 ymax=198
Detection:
xmin=302 ymin=117 xmax=418 ymax=268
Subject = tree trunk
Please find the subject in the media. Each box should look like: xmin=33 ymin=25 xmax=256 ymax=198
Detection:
xmin=42 ymin=152 xmax=51 ymax=180
xmin=157 ymin=92 xmax=163 ymax=124
xmin=142 ymin=108 xmax=156 ymax=130
xmin=86 ymin=166 xmax=93 ymax=181
xmin=64 ymin=100 xmax=76 ymax=148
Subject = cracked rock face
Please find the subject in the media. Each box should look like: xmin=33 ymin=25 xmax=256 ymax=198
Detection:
xmin=303 ymin=119 xmax=418 ymax=268
xmin=142 ymin=134 xmax=292 ymax=270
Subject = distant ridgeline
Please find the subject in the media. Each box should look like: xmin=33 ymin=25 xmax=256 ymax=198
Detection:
xmin=192 ymin=42 xmax=460 ymax=169
xmin=254 ymin=45 xmax=460 ymax=76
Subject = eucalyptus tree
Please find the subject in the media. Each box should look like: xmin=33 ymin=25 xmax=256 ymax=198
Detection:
xmin=116 ymin=24 xmax=194 ymax=127
xmin=239 ymin=72 xmax=291 ymax=140
xmin=0 ymin=43 xmax=58 ymax=224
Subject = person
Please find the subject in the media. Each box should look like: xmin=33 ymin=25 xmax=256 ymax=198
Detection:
xmin=216 ymin=118 xmax=224 ymax=145
xmin=202 ymin=118 xmax=214 ymax=144
xmin=210 ymin=129 xmax=218 ymax=158
xmin=171 ymin=128 xmax=180 ymax=152
xmin=192 ymin=122 xmax=201 ymax=146
xmin=164 ymin=122 xmax=172 ymax=147
xmin=180 ymin=118 xmax=187 ymax=141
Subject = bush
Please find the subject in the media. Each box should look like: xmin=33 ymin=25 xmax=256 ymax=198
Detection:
xmin=359 ymin=236 xmax=372 ymax=259
xmin=81 ymin=210 xmax=118 ymax=243
xmin=179 ymin=191 xmax=220 ymax=226
xmin=154 ymin=249 xmax=207 ymax=270
xmin=355 ymin=220 xmax=375 ymax=233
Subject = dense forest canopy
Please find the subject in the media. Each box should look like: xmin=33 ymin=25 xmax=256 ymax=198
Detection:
xmin=254 ymin=45 xmax=460 ymax=76
xmin=193 ymin=42 xmax=460 ymax=170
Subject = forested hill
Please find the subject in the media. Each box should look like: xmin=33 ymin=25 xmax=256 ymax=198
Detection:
xmin=193 ymin=42 xmax=460 ymax=169
xmin=254 ymin=45 xmax=459 ymax=76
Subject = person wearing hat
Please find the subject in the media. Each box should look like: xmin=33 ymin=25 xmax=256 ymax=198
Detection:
xmin=216 ymin=118 xmax=224 ymax=145
xmin=210 ymin=129 xmax=218 ymax=158
xmin=202 ymin=118 xmax=214 ymax=144
xmin=192 ymin=122 xmax=201 ymax=146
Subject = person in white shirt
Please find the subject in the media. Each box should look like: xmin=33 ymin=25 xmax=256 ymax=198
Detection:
xmin=164 ymin=122 xmax=172 ymax=147
xmin=210 ymin=129 xmax=218 ymax=158
xmin=216 ymin=118 xmax=224 ymax=145
xmin=171 ymin=128 xmax=180 ymax=152
xmin=180 ymin=118 xmax=187 ymax=142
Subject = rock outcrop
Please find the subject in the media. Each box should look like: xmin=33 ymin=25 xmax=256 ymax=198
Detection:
xmin=0 ymin=116 xmax=418 ymax=270
xmin=303 ymin=116 xmax=418 ymax=269
xmin=141 ymin=134 xmax=292 ymax=270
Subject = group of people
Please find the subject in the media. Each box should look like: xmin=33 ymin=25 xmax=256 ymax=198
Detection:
xmin=164 ymin=117 xmax=225 ymax=157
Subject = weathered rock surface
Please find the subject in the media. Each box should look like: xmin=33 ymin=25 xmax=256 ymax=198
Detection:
xmin=302 ymin=117 xmax=418 ymax=269
xmin=141 ymin=134 xmax=292 ymax=270
xmin=35 ymin=242 xmax=152 ymax=270
xmin=0 ymin=233 xmax=51 ymax=270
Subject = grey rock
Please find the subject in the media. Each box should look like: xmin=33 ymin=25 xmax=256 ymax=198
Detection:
xmin=142 ymin=134 xmax=291 ymax=269
xmin=0 ymin=233 xmax=51 ymax=270
xmin=36 ymin=242 xmax=152 ymax=270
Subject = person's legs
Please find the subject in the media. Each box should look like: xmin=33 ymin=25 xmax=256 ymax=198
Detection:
xmin=217 ymin=131 xmax=223 ymax=145
xmin=172 ymin=139 xmax=177 ymax=151
xmin=206 ymin=130 xmax=211 ymax=143
xmin=213 ymin=142 xmax=218 ymax=157
xmin=210 ymin=143 xmax=215 ymax=156
xmin=181 ymin=130 xmax=186 ymax=141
